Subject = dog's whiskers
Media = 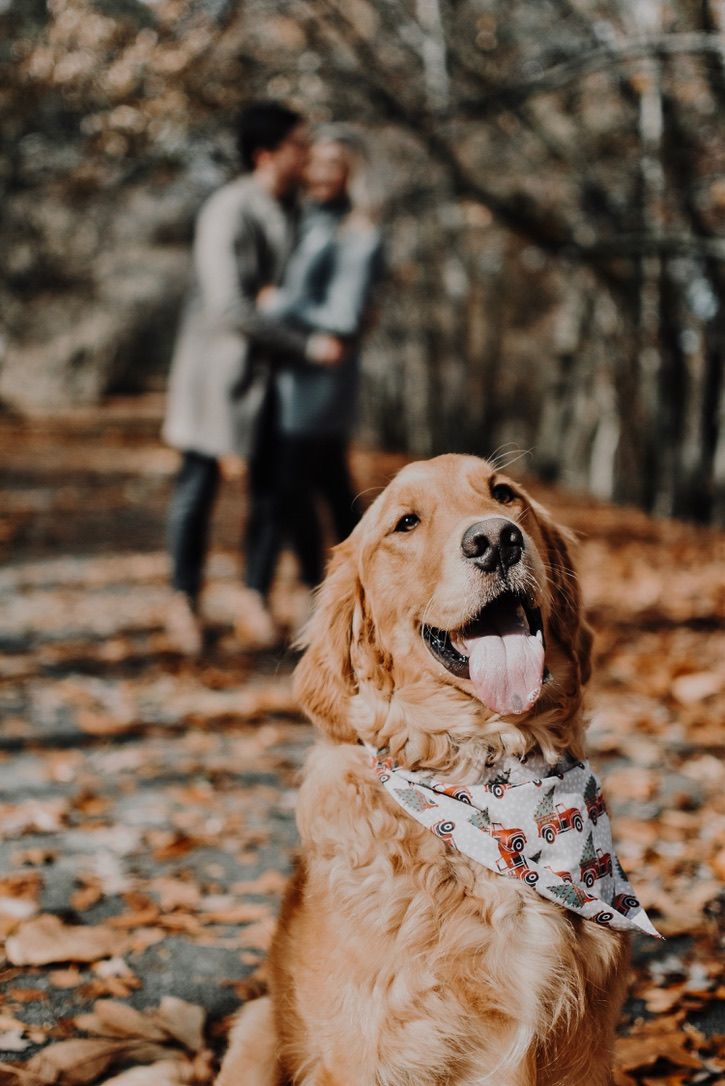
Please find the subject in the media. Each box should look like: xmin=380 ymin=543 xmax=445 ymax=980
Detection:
xmin=485 ymin=444 xmax=533 ymax=473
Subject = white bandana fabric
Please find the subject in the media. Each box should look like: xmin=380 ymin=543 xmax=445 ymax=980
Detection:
xmin=368 ymin=748 xmax=661 ymax=938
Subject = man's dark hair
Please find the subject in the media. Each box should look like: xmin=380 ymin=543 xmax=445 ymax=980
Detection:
xmin=236 ymin=101 xmax=303 ymax=171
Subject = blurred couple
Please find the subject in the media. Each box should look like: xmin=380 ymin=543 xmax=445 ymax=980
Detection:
xmin=163 ymin=101 xmax=384 ymax=655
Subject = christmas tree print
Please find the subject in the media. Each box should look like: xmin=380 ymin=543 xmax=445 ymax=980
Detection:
xmin=468 ymin=809 xmax=492 ymax=831
xmin=534 ymin=787 xmax=556 ymax=821
xmin=546 ymin=882 xmax=592 ymax=908
xmin=584 ymin=776 xmax=598 ymax=805
xmin=581 ymin=832 xmax=596 ymax=864
xmin=394 ymin=787 xmax=437 ymax=813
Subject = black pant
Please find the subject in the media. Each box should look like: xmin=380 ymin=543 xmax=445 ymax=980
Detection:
xmin=245 ymin=433 xmax=359 ymax=597
xmin=168 ymin=435 xmax=358 ymax=603
xmin=167 ymin=450 xmax=220 ymax=602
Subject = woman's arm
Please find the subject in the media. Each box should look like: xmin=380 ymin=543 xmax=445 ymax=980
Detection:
xmin=279 ymin=228 xmax=384 ymax=339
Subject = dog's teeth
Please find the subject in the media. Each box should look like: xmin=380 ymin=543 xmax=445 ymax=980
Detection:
xmin=535 ymin=629 xmax=543 ymax=644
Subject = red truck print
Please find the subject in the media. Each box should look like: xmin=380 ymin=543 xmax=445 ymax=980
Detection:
xmin=373 ymin=753 xmax=397 ymax=783
xmin=496 ymin=848 xmax=538 ymax=885
xmin=612 ymin=892 xmax=640 ymax=916
xmin=489 ymin=822 xmax=526 ymax=854
xmin=580 ymin=848 xmax=612 ymax=888
xmin=484 ymin=770 xmax=512 ymax=798
xmin=584 ymin=776 xmax=606 ymax=824
xmin=432 ymin=819 xmax=457 ymax=844
xmin=433 ymin=782 xmax=473 ymax=803
xmin=593 ymin=910 xmax=614 ymax=926
xmin=586 ymin=793 xmax=606 ymax=824
xmin=548 ymin=868 xmax=573 ymax=883
xmin=536 ymin=803 xmax=583 ymax=844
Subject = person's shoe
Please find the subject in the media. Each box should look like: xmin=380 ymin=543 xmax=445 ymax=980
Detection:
xmin=166 ymin=592 xmax=203 ymax=657
xmin=233 ymin=587 xmax=280 ymax=650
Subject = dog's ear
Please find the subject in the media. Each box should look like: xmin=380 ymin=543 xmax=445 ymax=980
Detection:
xmin=293 ymin=538 xmax=361 ymax=742
xmin=530 ymin=502 xmax=593 ymax=687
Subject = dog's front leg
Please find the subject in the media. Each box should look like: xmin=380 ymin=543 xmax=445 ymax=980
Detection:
xmin=215 ymin=997 xmax=282 ymax=1086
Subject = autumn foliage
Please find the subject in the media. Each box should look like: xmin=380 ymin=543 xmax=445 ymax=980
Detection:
xmin=0 ymin=401 xmax=722 ymax=1083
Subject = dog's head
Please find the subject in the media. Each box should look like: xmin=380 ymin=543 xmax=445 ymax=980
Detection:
xmin=295 ymin=455 xmax=592 ymax=771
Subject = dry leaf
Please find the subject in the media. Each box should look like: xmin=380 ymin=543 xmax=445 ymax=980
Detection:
xmin=0 ymin=1033 xmax=29 ymax=1055
xmin=237 ymin=919 xmax=275 ymax=951
xmin=232 ymin=870 xmax=287 ymax=896
xmin=7 ymin=990 xmax=42 ymax=1005
xmin=6 ymin=916 xmax=118 ymax=967
xmin=671 ymin=670 xmax=723 ymax=704
xmin=153 ymin=998 xmax=205 ymax=1053
xmin=75 ymin=1002 xmax=167 ymax=1043
xmin=98 ymin=1060 xmax=193 ymax=1086
xmin=27 ymin=1039 xmax=134 ymax=1085
xmin=0 ymin=1062 xmax=43 ymax=1085
xmin=0 ymin=1019 xmax=27 ymax=1036
xmin=0 ymin=898 xmax=37 ymax=922
xmin=641 ymin=984 xmax=686 ymax=1014
xmin=48 ymin=970 xmax=83 ymax=990
xmin=615 ymin=1030 xmax=702 ymax=1072
xmin=152 ymin=880 xmax=200 ymax=913
xmin=198 ymin=903 xmax=270 ymax=925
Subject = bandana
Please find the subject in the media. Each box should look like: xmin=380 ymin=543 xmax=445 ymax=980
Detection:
xmin=369 ymin=747 xmax=661 ymax=938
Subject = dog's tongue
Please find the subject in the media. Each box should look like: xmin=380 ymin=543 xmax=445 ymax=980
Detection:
xmin=465 ymin=604 xmax=545 ymax=716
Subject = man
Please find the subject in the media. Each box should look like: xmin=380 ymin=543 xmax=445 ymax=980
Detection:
xmin=163 ymin=101 xmax=342 ymax=655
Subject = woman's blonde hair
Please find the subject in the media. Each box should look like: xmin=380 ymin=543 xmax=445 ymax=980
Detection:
xmin=312 ymin=124 xmax=382 ymax=222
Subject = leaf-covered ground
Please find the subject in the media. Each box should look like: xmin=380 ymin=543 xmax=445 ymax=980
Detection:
xmin=0 ymin=398 xmax=723 ymax=1085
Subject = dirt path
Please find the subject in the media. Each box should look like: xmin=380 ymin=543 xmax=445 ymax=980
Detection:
xmin=0 ymin=399 xmax=722 ymax=1085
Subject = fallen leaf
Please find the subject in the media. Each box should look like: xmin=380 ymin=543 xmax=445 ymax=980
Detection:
xmin=0 ymin=1018 xmax=27 ymax=1034
xmin=153 ymin=997 xmax=205 ymax=1053
xmin=0 ymin=1062 xmax=43 ymax=1085
xmin=97 ymin=1060 xmax=194 ymax=1086
xmin=26 ymin=1039 xmax=157 ymax=1085
xmin=48 ymin=970 xmax=83 ymax=990
xmin=0 ymin=899 xmax=37 ymax=922
xmin=7 ymin=990 xmax=43 ymax=1004
xmin=0 ymin=1032 xmax=28 ymax=1054
xmin=75 ymin=1002 xmax=167 ymax=1043
xmin=641 ymin=983 xmax=686 ymax=1013
xmin=237 ymin=919 xmax=276 ymax=951
xmin=671 ymin=670 xmax=723 ymax=704
xmin=615 ymin=1030 xmax=702 ymax=1072
xmin=151 ymin=880 xmax=200 ymax=913
xmin=232 ymin=870 xmax=287 ymax=896
xmin=6 ymin=916 xmax=118 ymax=966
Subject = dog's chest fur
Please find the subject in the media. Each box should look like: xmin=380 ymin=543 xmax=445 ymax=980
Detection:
xmin=284 ymin=742 xmax=627 ymax=1086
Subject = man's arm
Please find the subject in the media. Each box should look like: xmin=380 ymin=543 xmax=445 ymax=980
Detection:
xmin=193 ymin=188 xmax=338 ymax=363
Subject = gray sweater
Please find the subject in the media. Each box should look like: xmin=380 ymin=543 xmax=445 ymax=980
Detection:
xmin=266 ymin=202 xmax=384 ymax=438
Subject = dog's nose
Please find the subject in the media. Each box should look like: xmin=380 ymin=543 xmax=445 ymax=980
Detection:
xmin=461 ymin=518 xmax=524 ymax=572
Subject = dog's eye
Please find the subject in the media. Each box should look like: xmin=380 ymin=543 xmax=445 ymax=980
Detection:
xmin=491 ymin=483 xmax=517 ymax=505
xmin=394 ymin=513 xmax=420 ymax=533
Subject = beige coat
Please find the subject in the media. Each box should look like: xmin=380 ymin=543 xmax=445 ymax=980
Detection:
xmin=162 ymin=176 xmax=309 ymax=458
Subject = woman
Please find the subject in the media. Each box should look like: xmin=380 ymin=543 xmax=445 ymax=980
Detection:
xmin=241 ymin=125 xmax=385 ymax=641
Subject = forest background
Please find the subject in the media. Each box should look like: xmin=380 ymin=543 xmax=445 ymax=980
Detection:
xmin=1 ymin=0 xmax=724 ymax=522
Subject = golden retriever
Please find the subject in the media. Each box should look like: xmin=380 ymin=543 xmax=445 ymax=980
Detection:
xmin=217 ymin=454 xmax=629 ymax=1086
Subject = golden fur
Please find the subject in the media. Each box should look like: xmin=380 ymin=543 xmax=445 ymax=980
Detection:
xmin=217 ymin=455 xmax=628 ymax=1086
